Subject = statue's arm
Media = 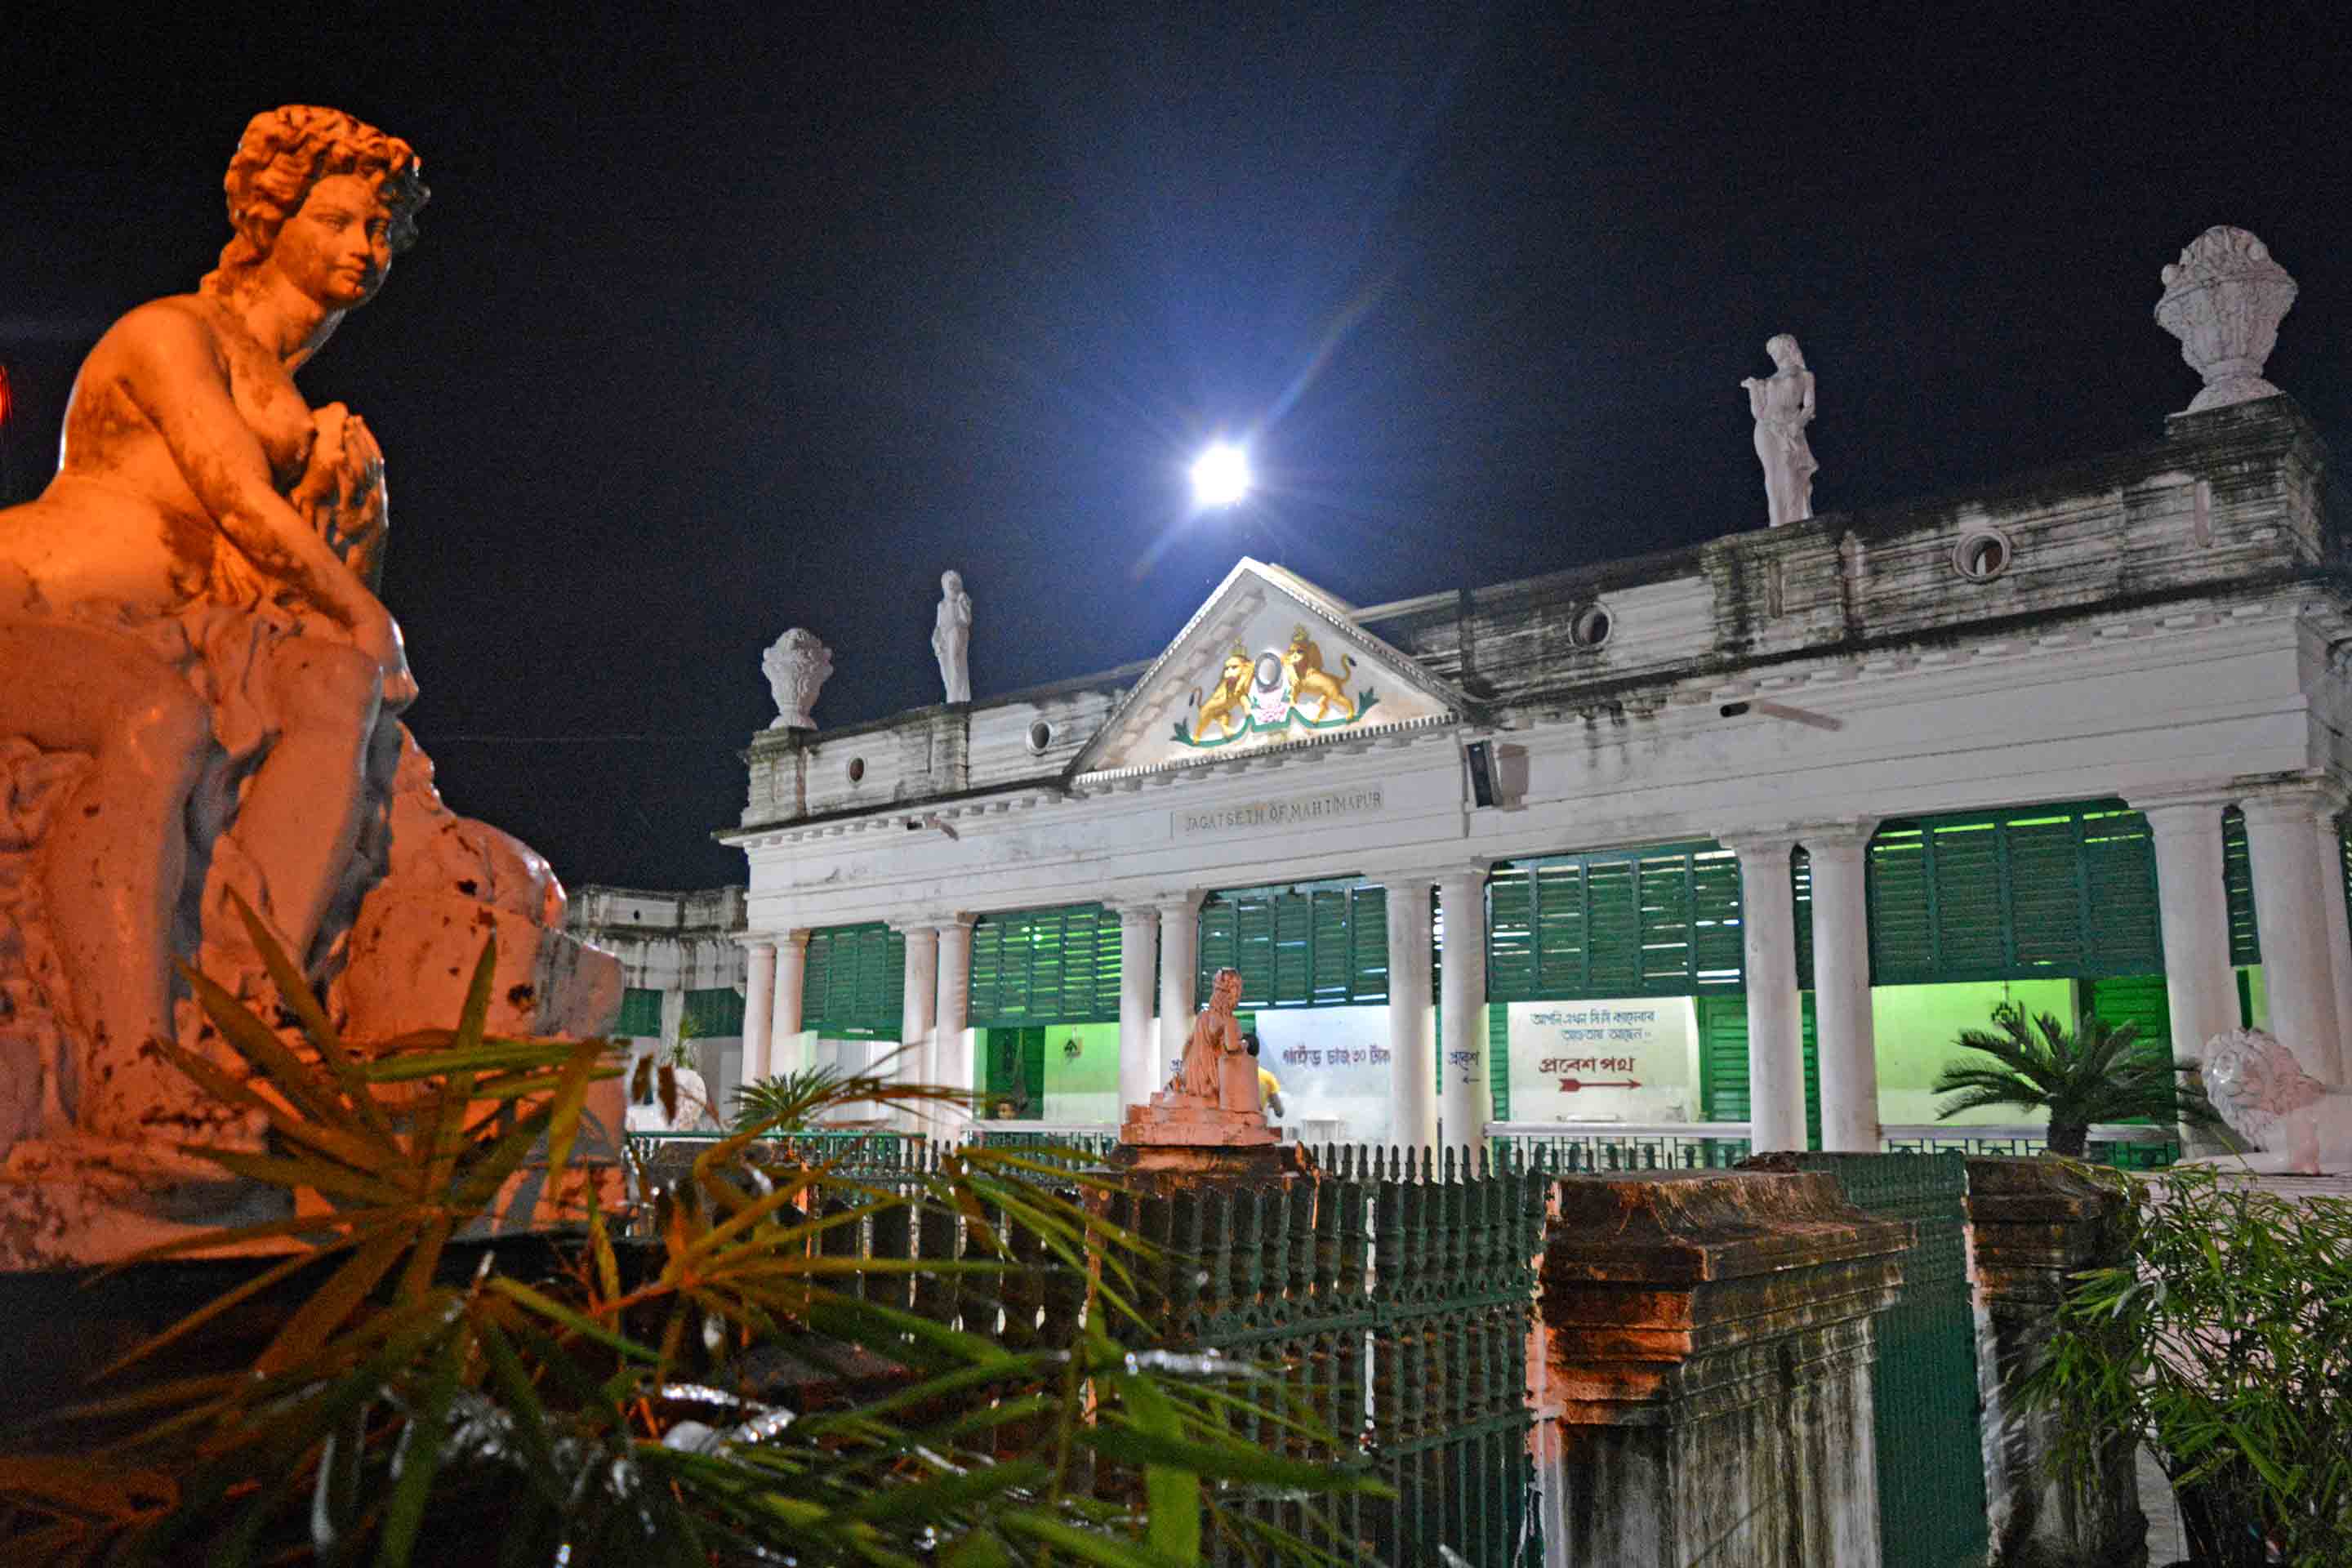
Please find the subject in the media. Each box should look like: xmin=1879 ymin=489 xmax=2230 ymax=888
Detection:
xmin=117 ymin=308 xmax=382 ymax=636
xmin=1800 ymin=371 xmax=1816 ymax=424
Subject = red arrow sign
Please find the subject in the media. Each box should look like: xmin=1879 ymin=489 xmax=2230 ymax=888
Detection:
xmin=1557 ymin=1077 xmax=1641 ymax=1093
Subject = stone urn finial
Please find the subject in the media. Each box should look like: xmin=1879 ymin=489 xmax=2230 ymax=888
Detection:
xmin=762 ymin=628 xmax=833 ymax=730
xmin=2155 ymin=225 xmax=2296 ymax=415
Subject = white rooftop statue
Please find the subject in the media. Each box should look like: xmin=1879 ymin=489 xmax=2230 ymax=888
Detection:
xmin=762 ymin=628 xmax=834 ymax=730
xmin=933 ymin=569 xmax=973 ymax=705
xmin=1743 ymin=334 xmax=1817 ymax=528
xmin=2156 ymin=225 xmax=2296 ymax=415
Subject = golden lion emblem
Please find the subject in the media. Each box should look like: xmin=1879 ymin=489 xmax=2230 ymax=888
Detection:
xmin=1189 ymin=644 xmax=1254 ymax=741
xmin=1282 ymin=624 xmax=1356 ymax=722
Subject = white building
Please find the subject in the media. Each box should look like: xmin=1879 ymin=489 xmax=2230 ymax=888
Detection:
xmin=564 ymin=885 xmax=750 ymax=1108
xmin=717 ymin=256 xmax=2350 ymax=1153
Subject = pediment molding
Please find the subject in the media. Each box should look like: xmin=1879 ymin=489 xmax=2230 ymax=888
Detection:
xmin=1067 ymin=559 xmax=1466 ymax=783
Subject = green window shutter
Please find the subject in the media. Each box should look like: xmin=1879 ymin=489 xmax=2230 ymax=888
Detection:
xmin=2223 ymin=807 xmax=2261 ymax=965
xmin=1931 ymin=820 xmax=2007 ymax=975
xmin=1486 ymin=867 xmax=1535 ymax=1002
xmin=2005 ymin=812 xmax=2086 ymax=973
xmin=1272 ymin=892 xmax=1314 ymax=1005
xmin=682 ymin=986 xmax=745 ymax=1036
xmin=797 ymin=924 xmax=900 ymax=1039
xmin=616 ymin=987 xmax=665 ymax=1036
xmin=1308 ymin=890 xmax=1352 ymax=1004
xmin=1350 ymin=884 xmax=1388 ymax=1002
xmin=967 ymin=906 xmax=1120 ymax=1027
xmin=1486 ymin=1000 xmax=1511 ymax=1121
xmin=1698 ymin=993 xmax=1748 ymax=1120
xmin=2082 ymin=808 xmax=2165 ymax=974
xmin=1197 ymin=880 xmax=1388 ymax=1009
xmin=1801 ymin=994 xmax=1822 ymax=1151
xmin=1197 ymin=898 xmax=1238 ymax=985
xmin=1534 ymin=860 xmax=1590 ymax=996
xmin=1234 ymin=896 xmax=1276 ymax=1006
xmin=2087 ymin=973 xmax=2172 ymax=1055
xmin=1635 ymin=850 xmax=1694 ymax=991
xmin=1582 ymin=858 xmax=1642 ymax=994
xmin=1791 ymin=847 xmax=1816 ymax=990
xmin=1690 ymin=849 xmax=1744 ymax=991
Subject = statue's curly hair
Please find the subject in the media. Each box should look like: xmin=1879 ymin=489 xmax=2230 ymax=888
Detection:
xmin=200 ymin=105 xmax=429 ymax=296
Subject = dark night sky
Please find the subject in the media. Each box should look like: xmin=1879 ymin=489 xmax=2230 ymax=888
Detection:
xmin=4 ymin=3 xmax=2348 ymax=891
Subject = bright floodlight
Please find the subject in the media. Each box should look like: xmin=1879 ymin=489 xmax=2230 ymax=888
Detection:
xmin=1191 ymin=442 xmax=1251 ymax=507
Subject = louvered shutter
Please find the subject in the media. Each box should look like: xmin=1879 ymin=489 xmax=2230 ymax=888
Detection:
xmin=1350 ymin=885 xmax=1388 ymax=1002
xmin=2082 ymin=809 xmax=2165 ymax=974
xmin=1486 ymin=868 xmax=1535 ymax=1001
xmin=616 ymin=987 xmax=665 ymax=1036
xmin=682 ymin=987 xmax=744 ymax=1036
xmin=967 ymin=906 xmax=1121 ymax=1027
xmin=2223 ymin=807 xmax=2261 ymax=965
xmin=1690 ymin=849 xmax=1744 ymax=990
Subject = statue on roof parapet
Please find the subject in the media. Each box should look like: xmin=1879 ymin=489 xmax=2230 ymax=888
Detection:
xmin=1743 ymin=333 xmax=1817 ymax=528
xmin=932 ymin=569 xmax=972 ymax=705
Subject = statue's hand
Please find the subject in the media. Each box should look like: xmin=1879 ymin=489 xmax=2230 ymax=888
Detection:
xmin=291 ymin=403 xmax=389 ymax=565
xmin=355 ymin=607 xmax=419 ymax=712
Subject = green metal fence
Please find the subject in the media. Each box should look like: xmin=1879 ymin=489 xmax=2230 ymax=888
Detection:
xmin=1108 ymin=1145 xmax=1548 ymax=1566
xmin=1791 ymin=1152 xmax=1990 ymax=1568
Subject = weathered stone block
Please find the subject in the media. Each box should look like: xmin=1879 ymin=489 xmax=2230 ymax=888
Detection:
xmin=1532 ymin=1169 xmax=1911 ymax=1568
xmin=1965 ymin=1157 xmax=2146 ymax=1568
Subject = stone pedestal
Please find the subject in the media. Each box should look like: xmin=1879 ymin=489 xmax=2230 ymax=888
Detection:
xmin=1534 ymin=1169 xmax=1911 ymax=1567
xmin=1965 ymin=1158 xmax=2148 ymax=1568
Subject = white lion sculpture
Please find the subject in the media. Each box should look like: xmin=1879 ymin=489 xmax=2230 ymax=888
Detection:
xmin=2190 ymin=1028 xmax=2352 ymax=1176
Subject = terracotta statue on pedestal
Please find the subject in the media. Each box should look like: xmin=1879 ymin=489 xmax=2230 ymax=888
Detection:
xmin=0 ymin=107 xmax=618 ymax=1263
xmin=1116 ymin=966 xmax=1307 ymax=1177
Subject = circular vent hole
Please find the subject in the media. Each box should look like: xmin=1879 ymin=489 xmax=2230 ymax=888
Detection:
xmin=1027 ymin=719 xmax=1054 ymax=754
xmin=1953 ymin=529 xmax=2013 ymax=581
xmin=847 ymin=757 xmax=865 ymax=783
xmin=1570 ymin=605 xmax=1612 ymax=648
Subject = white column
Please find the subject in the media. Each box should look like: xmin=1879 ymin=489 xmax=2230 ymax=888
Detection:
xmin=897 ymin=925 xmax=940 ymax=1122
xmin=933 ymin=916 xmax=975 ymax=1120
xmin=1436 ymin=869 xmax=1493 ymax=1149
xmin=2240 ymin=788 xmax=2346 ymax=1083
xmin=1725 ymin=835 xmax=1806 ymax=1152
xmin=772 ymin=930 xmax=808 ymax=1076
xmin=1383 ymin=876 xmax=1438 ymax=1152
xmin=1118 ymin=905 xmax=1160 ymax=1115
xmin=1156 ymin=893 xmax=1202 ymax=1074
xmin=2314 ymin=807 xmax=2352 ymax=1078
xmin=2133 ymin=799 xmax=2238 ymax=1063
xmin=740 ymin=941 xmax=777 ymax=1083
xmin=1801 ymin=823 xmax=1879 ymax=1152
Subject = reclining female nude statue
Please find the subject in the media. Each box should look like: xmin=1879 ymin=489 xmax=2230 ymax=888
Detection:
xmin=0 ymin=107 xmax=616 ymax=1254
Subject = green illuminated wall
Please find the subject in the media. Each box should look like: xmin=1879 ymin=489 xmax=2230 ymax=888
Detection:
xmin=1871 ymin=979 xmax=2076 ymax=1125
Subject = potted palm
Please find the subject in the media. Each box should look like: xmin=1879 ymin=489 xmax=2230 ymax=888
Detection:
xmin=1932 ymin=1000 xmax=2221 ymax=1156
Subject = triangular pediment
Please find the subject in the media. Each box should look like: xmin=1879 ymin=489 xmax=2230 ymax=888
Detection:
xmin=1071 ymin=559 xmax=1464 ymax=781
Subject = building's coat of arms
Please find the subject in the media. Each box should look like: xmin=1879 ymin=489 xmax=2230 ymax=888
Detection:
xmin=1175 ymin=625 xmax=1379 ymax=749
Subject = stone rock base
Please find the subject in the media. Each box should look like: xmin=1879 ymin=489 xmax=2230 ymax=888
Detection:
xmin=1105 ymin=1139 xmax=1315 ymax=1185
xmin=0 ymin=1134 xmax=297 ymax=1269
xmin=1117 ymin=1098 xmax=1280 ymax=1148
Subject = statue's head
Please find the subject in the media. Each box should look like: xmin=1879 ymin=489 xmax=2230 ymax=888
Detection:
xmin=1211 ymin=966 xmax=1242 ymax=1010
xmin=203 ymin=105 xmax=430 ymax=307
xmin=1766 ymin=333 xmax=1806 ymax=371
xmin=942 ymin=570 xmax=963 ymax=595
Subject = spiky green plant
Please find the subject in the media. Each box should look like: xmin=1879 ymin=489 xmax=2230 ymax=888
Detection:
xmin=0 ymin=899 xmax=1375 ymax=1565
xmin=730 ymin=1065 xmax=849 ymax=1132
xmin=2021 ymin=1162 xmax=2352 ymax=1565
xmin=1932 ymin=1000 xmax=2220 ymax=1156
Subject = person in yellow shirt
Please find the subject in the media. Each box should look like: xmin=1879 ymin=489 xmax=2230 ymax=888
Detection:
xmin=1244 ymin=1033 xmax=1285 ymax=1120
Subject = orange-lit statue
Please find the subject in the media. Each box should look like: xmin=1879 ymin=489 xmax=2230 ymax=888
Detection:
xmin=0 ymin=109 xmax=617 ymax=1256
xmin=1116 ymin=965 xmax=1303 ymax=1175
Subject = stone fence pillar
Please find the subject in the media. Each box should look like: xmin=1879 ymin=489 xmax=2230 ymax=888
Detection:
xmin=1534 ymin=1169 xmax=1911 ymax=1568
xmin=1965 ymin=1158 xmax=2146 ymax=1568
